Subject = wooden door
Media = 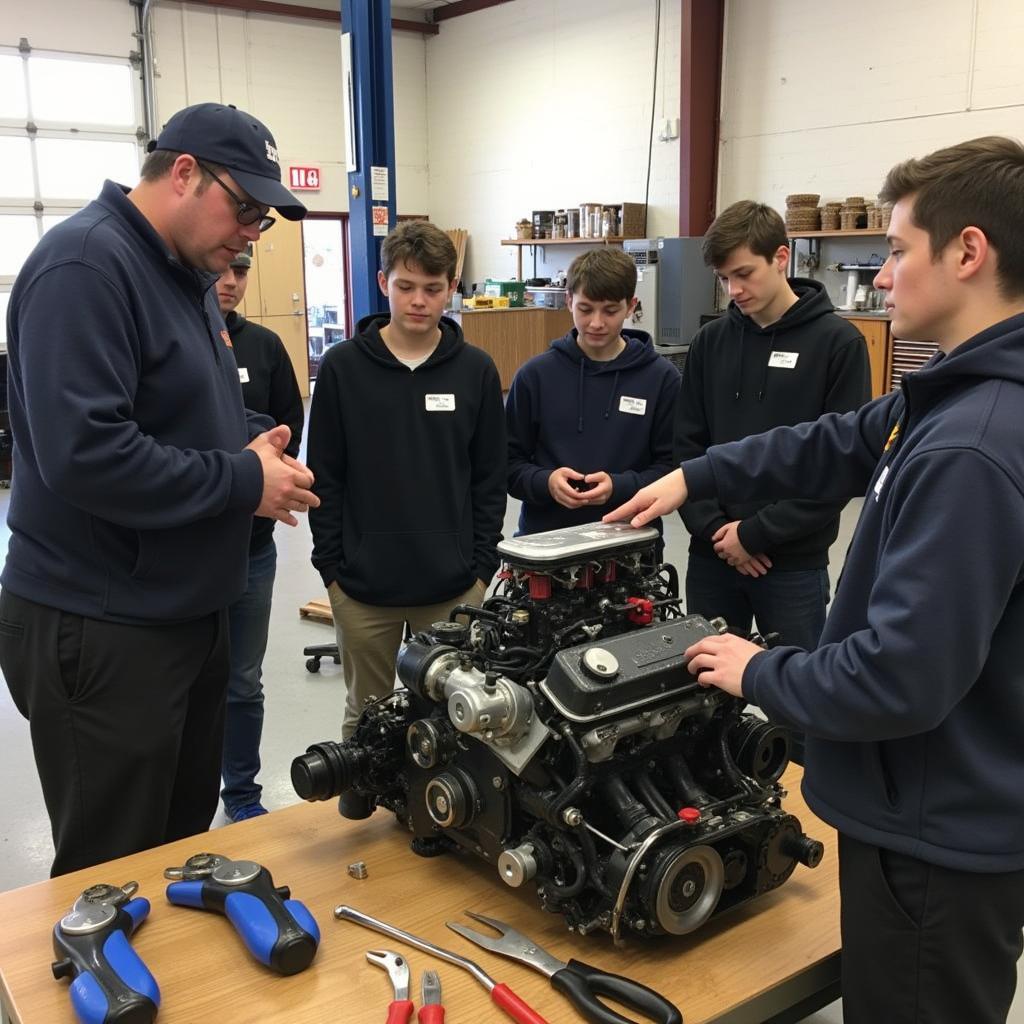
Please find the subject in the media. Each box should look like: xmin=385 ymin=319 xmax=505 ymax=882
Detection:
xmin=247 ymin=219 xmax=310 ymax=397
xmin=847 ymin=317 xmax=891 ymax=399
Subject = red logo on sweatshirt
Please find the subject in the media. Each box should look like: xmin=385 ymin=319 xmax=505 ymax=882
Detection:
xmin=221 ymin=330 xmax=233 ymax=348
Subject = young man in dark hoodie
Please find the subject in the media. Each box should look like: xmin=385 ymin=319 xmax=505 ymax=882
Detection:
xmin=216 ymin=245 xmax=304 ymax=821
xmin=506 ymin=247 xmax=680 ymax=537
xmin=674 ymin=201 xmax=870 ymax=660
xmin=308 ymin=221 xmax=506 ymax=740
xmin=607 ymin=136 xmax=1024 ymax=1024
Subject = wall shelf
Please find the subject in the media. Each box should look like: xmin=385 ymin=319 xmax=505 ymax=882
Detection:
xmin=787 ymin=229 xmax=888 ymax=239
xmin=500 ymin=236 xmax=633 ymax=279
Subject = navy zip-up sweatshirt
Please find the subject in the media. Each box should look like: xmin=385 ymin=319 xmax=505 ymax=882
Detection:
xmin=308 ymin=314 xmax=506 ymax=607
xmin=2 ymin=180 xmax=263 ymax=623
xmin=507 ymin=330 xmax=680 ymax=535
xmin=683 ymin=311 xmax=1024 ymax=872
xmin=675 ymin=279 xmax=870 ymax=568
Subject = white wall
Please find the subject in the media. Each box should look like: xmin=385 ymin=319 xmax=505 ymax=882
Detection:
xmin=423 ymin=0 xmax=681 ymax=288
xmin=150 ymin=1 xmax=430 ymax=215
xmin=718 ymin=0 xmax=1024 ymax=211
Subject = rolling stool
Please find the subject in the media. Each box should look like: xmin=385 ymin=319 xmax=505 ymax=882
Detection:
xmin=303 ymin=643 xmax=340 ymax=673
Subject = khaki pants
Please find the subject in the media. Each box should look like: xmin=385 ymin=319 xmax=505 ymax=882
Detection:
xmin=328 ymin=578 xmax=486 ymax=739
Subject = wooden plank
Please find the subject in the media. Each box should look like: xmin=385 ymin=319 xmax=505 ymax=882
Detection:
xmin=299 ymin=599 xmax=334 ymax=625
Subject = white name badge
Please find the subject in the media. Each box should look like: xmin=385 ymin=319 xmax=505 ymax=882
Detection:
xmin=873 ymin=464 xmax=890 ymax=502
xmin=425 ymin=393 xmax=456 ymax=412
xmin=619 ymin=396 xmax=647 ymax=416
xmin=768 ymin=351 xmax=799 ymax=369
xmin=238 ymin=367 xmax=250 ymax=383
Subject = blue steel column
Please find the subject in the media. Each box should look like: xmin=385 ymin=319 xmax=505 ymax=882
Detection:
xmin=342 ymin=0 xmax=397 ymax=320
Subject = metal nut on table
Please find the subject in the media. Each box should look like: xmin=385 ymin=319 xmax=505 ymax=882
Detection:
xmin=347 ymin=861 xmax=368 ymax=880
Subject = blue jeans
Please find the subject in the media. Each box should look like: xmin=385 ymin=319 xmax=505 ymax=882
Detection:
xmin=684 ymin=552 xmax=829 ymax=651
xmin=221 ymin=540 xmax=277 ymax=815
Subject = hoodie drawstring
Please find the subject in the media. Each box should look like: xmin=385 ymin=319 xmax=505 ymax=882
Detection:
xmin=733 ymin=323 xmax=745 ymax=400
xmin=603 ymin=370 xmax=621 ymax=420
xmin=757 ymin=329 xmax=777 ymax=402
xmin=577 ymin=358 xmax=585 ymax=432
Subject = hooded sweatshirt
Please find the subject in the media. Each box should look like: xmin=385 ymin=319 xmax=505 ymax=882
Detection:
xmin=2 ymin=180 xmax=263 ymax=624
xmin=674 ymin=278 xmax=870 ymax=568
xmin=307 ymin=314 xmax=506 ymax=607
xmin=507 ymin=329 xmax=680 ymax=535
xmin=683 ymin=311 xmax=1024 ymax=871
xmin=225 ymin=311 xmax=304 ymax=555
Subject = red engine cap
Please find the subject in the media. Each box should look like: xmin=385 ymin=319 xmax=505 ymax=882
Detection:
xmin=677 ymin=807 xmax=701 ymax=824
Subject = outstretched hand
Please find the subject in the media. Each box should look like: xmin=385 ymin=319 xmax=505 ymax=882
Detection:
xmin=603 ymin=468 xmax=687 ymax=528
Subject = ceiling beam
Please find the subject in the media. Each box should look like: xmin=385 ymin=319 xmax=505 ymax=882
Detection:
xmin=430 ymin=0 xmax=514 ymax=23
xmin=161 ymin=0 xmax=439 ymax=35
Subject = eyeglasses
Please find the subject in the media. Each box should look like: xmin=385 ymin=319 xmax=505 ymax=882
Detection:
xmin=195 ymin=159 xmax=276 ymax=232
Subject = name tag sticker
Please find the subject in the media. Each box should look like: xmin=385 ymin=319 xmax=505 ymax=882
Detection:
xmin=238 ymin=367 xmax=250 ymax=383
xmin=425 ymin=393 xmax=456 ymax=412
xmin=873 ymin=465 xmax=890 ymax=502
xmin=619 ymin=396 xmax=647 ymax=416
xmin=768 ymin=351 xmax=799 ymax=369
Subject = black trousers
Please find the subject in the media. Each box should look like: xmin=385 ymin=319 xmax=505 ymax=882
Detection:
xmin=0 ymin=589 xmax=229 ymax=876
xmin=839 ymin=832 xmax=1024 ymax=1023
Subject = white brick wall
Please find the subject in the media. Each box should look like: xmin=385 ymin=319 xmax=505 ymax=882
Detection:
xmin=718 ymin=0 xmax=1024 ymax=211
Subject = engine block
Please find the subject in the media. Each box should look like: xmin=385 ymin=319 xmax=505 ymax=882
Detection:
xmin=292 ymin=522 xmax=822 ymax=942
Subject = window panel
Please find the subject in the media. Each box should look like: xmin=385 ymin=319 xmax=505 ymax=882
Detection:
xmin=0 ymin=217 xmax=41 ymax=276
xmin=0 ymin=291 xmax=11 ymax=350
xmin=28 ymin=58 xmax=134 ymax=126
xmin=0 ymin=136 xmax=35 ymax=198
xmin=0 ymin=56 xmax=27 ymax=120
xmin=36 ymin=138 xmax=140 ymax=200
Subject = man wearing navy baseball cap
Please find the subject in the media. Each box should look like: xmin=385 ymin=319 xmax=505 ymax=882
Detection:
xmin=0 ymin=102 xmax=317 ymax=875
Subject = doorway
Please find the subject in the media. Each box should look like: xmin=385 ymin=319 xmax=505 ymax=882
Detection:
xmin=303 ymin=216 xmax=351 ymax=380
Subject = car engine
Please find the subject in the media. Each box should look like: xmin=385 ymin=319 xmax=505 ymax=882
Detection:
xmin=292 ymin=522 xmax=822 ymax=943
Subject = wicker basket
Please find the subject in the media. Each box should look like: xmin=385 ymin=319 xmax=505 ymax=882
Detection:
xmin=786 ymin=193 xmax=821 ymax=208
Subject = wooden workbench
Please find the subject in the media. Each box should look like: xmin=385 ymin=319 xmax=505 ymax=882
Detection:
xmin=0 ymin=765 xmax=839 ymax=1024
xmin=452 ymin=307 xmax=573 ymax=390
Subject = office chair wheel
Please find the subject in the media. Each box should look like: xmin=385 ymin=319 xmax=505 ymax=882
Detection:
xmin=306 ymin=657 xmax=321 ymax=673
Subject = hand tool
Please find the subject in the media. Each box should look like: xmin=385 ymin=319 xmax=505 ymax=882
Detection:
xmin=418 ymin=969 xmax=445 ymax=1024
xmin=335 ymin=904 xmax=548 ymax=1024
xmin=366 ymin=949 xmax=414 ymax=1024
xmin=447 ymin=911 xmax=682 ymax=1024
xmin=51 ymin=881 xmax=160 ymax=1024
xmin=165 ymin=852 xmax=319 ymax=975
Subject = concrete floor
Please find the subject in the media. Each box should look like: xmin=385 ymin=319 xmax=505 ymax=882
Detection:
xmin=0 ymin=432 xmax=1021 ymax=1022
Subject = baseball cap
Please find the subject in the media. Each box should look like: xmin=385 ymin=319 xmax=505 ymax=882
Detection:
xmin=230 ymin=243 xmax=253 ymax=269
xmin=148 ymin=103 xmax=306 ymax=221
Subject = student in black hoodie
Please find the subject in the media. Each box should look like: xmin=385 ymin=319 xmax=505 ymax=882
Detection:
xmin=610 ymin=137 xmax=1024 ymax=1024
xmin=216 ymin=246 xmax=304 ymax=822
xmin=674 ymin=201 xmax=870 ymax=662
xmin=308 ymin=222 xmax=506 ymax=740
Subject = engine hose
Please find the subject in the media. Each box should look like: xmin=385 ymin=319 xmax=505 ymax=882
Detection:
xmin=549 ymin=725 xmax=590 ymax=820
xmin=631 ymin=769 xmax=676 ymax=822
xmin=603 ymin=774 xmax=653 ymax=832
xmin=545 ymin=835 xmax=587 ymax=899
xmin=716 ymin=704 xmax=762 ymax=800
xmin=658 ymin=562 xmax=680 ymax=598
xmin=576 ymin=826 xmax=614 ymax=898
xmin=447 ymin=603 xmax=503 ymax=624
xmin=666 ymin=753 xmax=713 ymax=807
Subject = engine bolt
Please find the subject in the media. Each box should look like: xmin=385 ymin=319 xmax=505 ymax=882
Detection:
xmin=562 ymin=807 xmax=583 ymax=827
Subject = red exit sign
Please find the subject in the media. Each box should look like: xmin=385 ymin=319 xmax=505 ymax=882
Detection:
xmin=288 ymin=166 xmax=321 ymax=190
